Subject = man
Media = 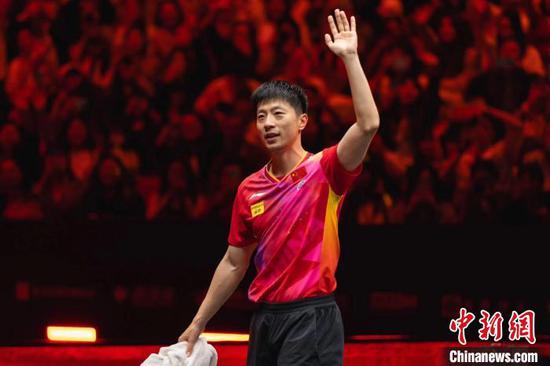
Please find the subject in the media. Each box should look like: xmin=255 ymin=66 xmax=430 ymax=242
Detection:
xmin=178 ymin=9 xmax=379 ymax=365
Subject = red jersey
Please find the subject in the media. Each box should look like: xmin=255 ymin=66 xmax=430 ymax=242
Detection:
xmin=228 ymin=145 xmax=361 ymax=303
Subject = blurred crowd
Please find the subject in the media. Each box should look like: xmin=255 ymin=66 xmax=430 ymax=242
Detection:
xmin=0 ymin=0 xmax=548 ymax=223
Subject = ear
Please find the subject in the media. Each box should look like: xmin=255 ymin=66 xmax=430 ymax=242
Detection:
xmin=298 ymin=113 xmax=308 ymax=132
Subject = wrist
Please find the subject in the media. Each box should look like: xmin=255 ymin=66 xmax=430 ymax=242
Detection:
xmin=192 ymin=316 xmax=207 ymax=329
xmin=340 ymin=52 xmax=359 ymax=63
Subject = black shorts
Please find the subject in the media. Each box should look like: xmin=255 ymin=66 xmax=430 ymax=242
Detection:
xmin=247 ymin=294 xmax=344 ymax=366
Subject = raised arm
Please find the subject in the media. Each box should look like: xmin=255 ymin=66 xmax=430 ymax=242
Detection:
xmin=178 ymin=243 xmax=257 ymax=355
xmin=325 ymin=9 xmax=379 ymax=171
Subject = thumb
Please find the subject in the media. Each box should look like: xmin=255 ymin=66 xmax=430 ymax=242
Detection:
xmin=324 ymin=34 xmax=333 ymax=46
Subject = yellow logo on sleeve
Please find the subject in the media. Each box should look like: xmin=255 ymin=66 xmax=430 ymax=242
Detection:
xmin=250 ymin=201 xmax=265 ymax=218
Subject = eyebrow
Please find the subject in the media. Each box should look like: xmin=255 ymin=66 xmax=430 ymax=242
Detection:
xmin=257 ymin=106 xmax=287 ymax=114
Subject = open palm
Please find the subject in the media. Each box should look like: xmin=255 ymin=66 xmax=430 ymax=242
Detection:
xmin=325 ymin=9 xmax=357 ymax=57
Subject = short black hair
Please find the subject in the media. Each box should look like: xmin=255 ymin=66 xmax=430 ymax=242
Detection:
xmin=251 ymin=80 xmax=308 ymax=115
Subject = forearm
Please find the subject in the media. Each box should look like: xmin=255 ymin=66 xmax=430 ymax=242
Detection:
xmin=484 ymin=106 xmax=522 ymax=128
xmin=191 ymin=254 xmax=247 ymax=328
xmin=342 ymin=54 xmax=380 ymax=131
xmin=294 ymin=20 xmax=314 ymax=55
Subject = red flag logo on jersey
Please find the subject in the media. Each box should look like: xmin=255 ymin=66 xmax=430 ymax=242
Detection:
xmin=290 ymin=167 xmax=307 ymax=183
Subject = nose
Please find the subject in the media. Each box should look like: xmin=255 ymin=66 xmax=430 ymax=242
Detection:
xmin=264 ymin=114 xmax=276 ymax=130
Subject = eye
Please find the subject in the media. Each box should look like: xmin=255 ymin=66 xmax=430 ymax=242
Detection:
xmin=257 ymin=114 xmax=265 ymax=120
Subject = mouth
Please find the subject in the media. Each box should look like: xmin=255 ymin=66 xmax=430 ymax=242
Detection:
xmin=264 ymin=133 xmax=280 ymax=141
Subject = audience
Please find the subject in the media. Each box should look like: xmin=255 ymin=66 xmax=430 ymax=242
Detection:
xmin=0 ymin=0 xmax=547 ymax=223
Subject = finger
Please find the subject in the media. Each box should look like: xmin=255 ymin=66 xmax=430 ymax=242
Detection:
xmin=340 ymin=10 xmax=350 ymax=31
xmin=186 ymin=341 xmax=195 ymax=357
xmin=351 ymin=16 xmax=356 ymax=32
xmin=324 ymin=33 xmax=333 ymax=46
xmin=334 ymin=9 xmax=345 ymax=32
xmin=328 ymin=15 xmax=338 ymax=38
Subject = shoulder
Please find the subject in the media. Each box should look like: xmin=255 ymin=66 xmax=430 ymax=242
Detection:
xmin=305 ymin=146 xmax=335 ymax=164
xmin=310 ymin=150 xmax=324 ymax=162
xmin=236 ymin=166 xmax=267 ymax=192
xmin=318 ymin=144 xmax=338 ymax=163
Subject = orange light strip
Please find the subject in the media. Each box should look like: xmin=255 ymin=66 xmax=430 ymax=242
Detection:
xmin=202 ymin=332 xmax=249 ymax=342
xmin=47 ymin=326 xmax=97 ymax=343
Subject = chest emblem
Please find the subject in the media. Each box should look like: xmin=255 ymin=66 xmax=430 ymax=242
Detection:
xmin=250 ymin=201 xmax=265 ymax=218
xmin=290 ymin=166 xmax=307 ymax=182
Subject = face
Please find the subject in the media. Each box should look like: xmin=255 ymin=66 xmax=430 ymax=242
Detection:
xmin=0 ymin=159 xmax=22 ymax=192
xmin=397 ymin=79 xmax=419 ymax=105
xmin=256 ymin=100 xmax=307 ymax=152
xmin=233 ymin=22 xmax=252 ymax=50
xmin=119 ymin=58 xmax=136 ymax=80
xmin=67 ymin=119 xmax=87 ymax=148
xmin=419 ymin=139 xmax=436 ymax=161
xmin=0 ymin=124 xmax=20 ymax=150
xmin=439 ymin=17 xmax=456 ymax=43
xmin=469 ymin=0 xmax=488 ymax=13
xmin=500 ymin=39 xmax=521 ymax=64
xmin=46 ymin=154 xmax=67 ymax=176
xmin=159 ymin=2 xmax=179 ymax=29
xmin=127 ymin=95 xmax=149 ymax=116
xmin=167 ymin=161 xmax=186 ymax=190
xmin=389 ymin=47 xmax=412 ymax=74
xmin=127 ymin=28 xmax=144 ymax=54
xmin=119 ymin=0 xmax=140 ymax=24
xmin=65 ymin=72 xmax=83 ymax=92
xmin=413 ymin=5 xmax=432 ymax=25
xmin=498 ymin=17 xmax=514 ymax=39
xmin=463 ymin=48 xmax=479 ymax=69
xmin=180 ymin=114 xmax=203 ymax=142
xmin=266 ymin=1 xmax=287 ymax=22
xmin=417 ymin=169 xmax=433 ymax=192
xmin=99 ymin=159 xmax=121 ymax=187
xmin=214 ymin=11 xmax=233 ymax=39
xmin=17 ymin=30 xmax=33 ymax=55
xmin=109 ymin=130 xmax=125 ymax=147
xmin=80 ymin=0 xmax=100 ymax=26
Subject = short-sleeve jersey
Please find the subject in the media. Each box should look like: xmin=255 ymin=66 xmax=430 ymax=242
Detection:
xmin=228 ymin=145 xmax=362 ymax=303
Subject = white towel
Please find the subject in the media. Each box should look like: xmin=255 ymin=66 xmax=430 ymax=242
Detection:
xmin=141 ymin=336 xmax=218 ymax=366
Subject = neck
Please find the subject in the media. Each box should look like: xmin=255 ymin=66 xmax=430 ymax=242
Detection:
xmin=269 ymin=143 xmax=307 ymax=178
